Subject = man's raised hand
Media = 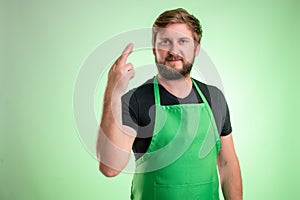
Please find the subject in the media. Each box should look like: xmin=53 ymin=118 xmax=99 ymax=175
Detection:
xmin=107 ymin=43 xmax=135 ymax=95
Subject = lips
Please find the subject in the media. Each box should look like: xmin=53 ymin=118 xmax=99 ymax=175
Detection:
xmin=166 ymin=54 xmax=183 ymax=61
xmin=166 ymin=57 xmax=183 ymax=63
xmin=167 ymin=60 xmax=182 ymax=64
xmin=165 ymin=59 xmax=182 ymax=68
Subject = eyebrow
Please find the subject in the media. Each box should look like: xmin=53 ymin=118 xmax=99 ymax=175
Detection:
xmin=178 ymin=37 xmax=192 ymax=40
xmin=157 ymin=36 xmax=192 ymax=40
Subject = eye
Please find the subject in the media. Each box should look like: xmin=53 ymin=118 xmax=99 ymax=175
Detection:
xmin=179 ymin=39 xmax=189 ymax=44
xmin=159 ymin=39 xmax=170 ymax=45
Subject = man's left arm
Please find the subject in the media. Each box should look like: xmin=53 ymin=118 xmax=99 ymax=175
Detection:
xmin=217 ymin=133 xmax=242 ymax=200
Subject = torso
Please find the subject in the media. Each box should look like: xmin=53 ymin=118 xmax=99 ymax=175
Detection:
xmin=122 ymin=76 xmax=232 ymax=160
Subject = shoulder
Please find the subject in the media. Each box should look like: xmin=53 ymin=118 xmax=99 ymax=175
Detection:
xmin=122 ymin=77 xmax=155 ymax=103
xmin=192 ymin=78 xmax=227 ymax=106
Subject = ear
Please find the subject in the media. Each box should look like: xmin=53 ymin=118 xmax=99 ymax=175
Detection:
xmin=195 ymin=43 xmax=201 ymax=56
xmin=152 ymin=48 xmax=156 ymax=56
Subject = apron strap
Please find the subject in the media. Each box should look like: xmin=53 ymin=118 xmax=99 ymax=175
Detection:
xmin=153 ymin=76 xmax=161 ymax=105
xmin=154 ymin=76 xmax=209 ymax=108
xmin=192 ymin=79 xmax=209 ymax=108
xmin=192 ymin=79 xmax=219 ymax=136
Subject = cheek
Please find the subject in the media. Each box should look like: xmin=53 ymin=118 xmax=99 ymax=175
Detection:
xmin=155 ymin=49 xmax=168 ymax=60
xmin=183 ymin=48 xmax=195 ymax=61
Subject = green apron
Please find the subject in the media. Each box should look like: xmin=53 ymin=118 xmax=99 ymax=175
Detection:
xmin=130 ymin=76 xmax=221 ymax=200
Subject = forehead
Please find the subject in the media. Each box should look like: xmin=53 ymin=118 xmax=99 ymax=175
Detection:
xmin=156 ymin=23 xmax=194 ymax=39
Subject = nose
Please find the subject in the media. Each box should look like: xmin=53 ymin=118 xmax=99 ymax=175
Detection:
xmin=169 ymin=43 xmax=180 ymax=56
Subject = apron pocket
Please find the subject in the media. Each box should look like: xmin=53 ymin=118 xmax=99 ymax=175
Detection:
xmin=154 ymin=181 xmax=219 ymax=200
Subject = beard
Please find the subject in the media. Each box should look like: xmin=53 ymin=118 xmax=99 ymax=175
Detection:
xmin=155 ymin=54 xmax=195 ymax=80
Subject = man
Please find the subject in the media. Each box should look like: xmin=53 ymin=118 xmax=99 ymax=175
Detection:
xmin=97 ymin=8 xmax=242 ymax=200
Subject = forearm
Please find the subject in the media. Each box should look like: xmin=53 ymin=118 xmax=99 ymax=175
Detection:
xmin=97 ymin=127 xmax=132 ymax=177
xmin=97 ymin=90 xmax=135 ymax=176
xmin=100 ymin=90 xmax=123 ymax=146
xmin=218 ymin=158 xmax=242 ymax=200
xmin=96 ymin=43 xmax=135 ymax=177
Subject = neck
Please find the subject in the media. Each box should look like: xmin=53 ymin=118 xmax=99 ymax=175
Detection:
xmin=157 ymin=74 xmax=193 ymax=99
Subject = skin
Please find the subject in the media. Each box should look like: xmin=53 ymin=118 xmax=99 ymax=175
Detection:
xmin=97 ymin=23 xmax=242 ymax=199
xmin=153 ymin=23 xmax=200 ymax=98
xmin=96 ymin=43 xmax=136 ymax=177
xmin=218 ymin=134 xmax=243 ymax=200
xmin=154 ymin=24 xmax=199 ymax=76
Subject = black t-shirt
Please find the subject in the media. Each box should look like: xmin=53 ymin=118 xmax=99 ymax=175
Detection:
xmin=122 ymin=77 xmax=232 ymax=160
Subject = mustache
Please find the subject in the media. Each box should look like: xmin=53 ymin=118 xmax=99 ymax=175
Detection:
xmin=165 ymin=54 xmax=184 ymax=61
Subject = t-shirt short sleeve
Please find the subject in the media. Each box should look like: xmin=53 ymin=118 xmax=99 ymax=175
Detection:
xmin=207 ymin=85 xmax=232 ymax=136
xmin=121 ymin=89 xmax=139 ymax=133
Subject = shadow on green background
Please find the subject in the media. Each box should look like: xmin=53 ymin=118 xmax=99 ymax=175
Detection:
xmin=1 ymin=0 xmax=299 ymax=199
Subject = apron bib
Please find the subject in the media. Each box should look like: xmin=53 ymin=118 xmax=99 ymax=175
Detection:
xmin=130 ymin=76 xmax=221 ymax=200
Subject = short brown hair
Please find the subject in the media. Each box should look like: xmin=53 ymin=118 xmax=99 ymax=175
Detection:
xmin=152 ymin=8 xmax=202 ymax=45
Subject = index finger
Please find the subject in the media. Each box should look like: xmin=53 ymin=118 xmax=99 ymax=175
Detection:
xmin=118 ymin=43 xmax=134 ymax=65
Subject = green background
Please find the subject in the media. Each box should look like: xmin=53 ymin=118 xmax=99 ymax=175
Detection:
xmin=1 ymin=0 xmax=299 ymax=199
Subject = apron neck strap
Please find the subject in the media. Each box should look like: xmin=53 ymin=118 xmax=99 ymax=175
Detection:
xmin=192 ymin=79 xmax=219 ymax=135
xmin=154 ymin=75 xmax=211 ymax=110
xmin=154 ymin=76 xmax=210 ymax=109
xmin=153 ymin=75 xmax=202 ymax=106
xmin=192 ymin=79 xmax=209 ymax=106
xmin=153 ymin=76 xmax=161 ymax=105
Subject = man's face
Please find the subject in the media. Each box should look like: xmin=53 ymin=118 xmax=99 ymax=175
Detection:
xmin=153 ymin=23 xmax=200 ymax=80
